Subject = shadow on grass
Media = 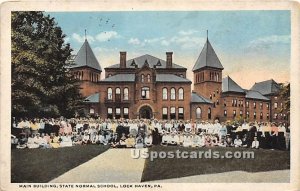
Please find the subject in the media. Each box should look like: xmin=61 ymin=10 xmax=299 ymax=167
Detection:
xmin=141 ymin=146 xmax=290 ymax=182
xmin=11 ymin=145 xmax=110 ymax=183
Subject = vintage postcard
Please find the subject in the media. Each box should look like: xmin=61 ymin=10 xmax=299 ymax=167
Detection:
xmin=1 ymin=0 xmax=300 ymax=191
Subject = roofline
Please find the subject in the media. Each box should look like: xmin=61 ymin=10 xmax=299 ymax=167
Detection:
xmin=155 ymin=81 xmax=192 ymax=84
xmin=104 ymin=65 xmax=187 ymax=70
xmin=221 ymin=91 xmax=246 ymax=95
xmin=70 ymin=65 xmax=102 ymax=72
xmin=193 ymin=66 xmax=224 ymax=72
xmin=245 ymin=97 xmax=270 ymax=101
xmin=98 ymin=81 xmax=135 ymax=84
xmin=190 ymin=102 xmax=213 ymax=104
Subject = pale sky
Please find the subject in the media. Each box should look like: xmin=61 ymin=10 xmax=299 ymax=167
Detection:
xmin=48 ymin=11 xmax=290 ymax=89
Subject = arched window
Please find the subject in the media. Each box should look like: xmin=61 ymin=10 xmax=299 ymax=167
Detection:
xmin=178 ymin=88 xmax=184 ymax=100
xmin=162 ymin=88 xmax=168 ymax=100
xmin=147 ymin=74 xmax=151 ymax=82
xmin=216 ymin=73 xmax=219 ymax=82
xmin=141 ymin=74 xmax=145 ymax=82
xmin=196 ymin=107 xmax=201 ymax=119
xmin=107 ymin=88 xmax=113 ymax=100
xmin=123 ymin=88 xmax=129 ymax=100
xmin=208 ymin=108 xmax=211 ymax=120
xmin=171 ymin=88 xmax=176 ymax=100
xmin=116 ymin=88 xmax=121 ymax=101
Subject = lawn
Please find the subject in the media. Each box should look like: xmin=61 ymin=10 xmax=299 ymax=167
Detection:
xmin=141 ymin=146 xmax=290 ymax=182
xmin=11 ymin=145 xmax=110 ymax=183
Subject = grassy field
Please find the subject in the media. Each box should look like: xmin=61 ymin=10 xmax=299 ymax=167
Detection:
xmin=11 ymin=145 xmax=110 ymax=183
xmin=141 ymin=146 xmax=290 ymax=182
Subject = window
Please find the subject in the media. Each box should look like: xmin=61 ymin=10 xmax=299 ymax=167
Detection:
xmin=208 ymin=108 xmax=211 ymax=120
xmin=116 ymin=88 xmax=121 ymax=101
xmin=216 ymin=89 xmax=219 ymax=94
xmin=213 ymin=91 xmax=215 ymax=97
xmin=123 ymin=88 xmax=129 ymax=100
xmin=171 ymin=88 xmax=176 ymax=100
xmin=224 ymin=99 xmax=227 ymax=107
xmin=147 ymin=74 xmax=151 ymax=82
xmin=162 ymin=107 xmax=168 ymax=120
xmin=107 ymin=88 xmax=113 ymax=100
xmin=196 ymin=107 xmax=202 ymax=119
xmin=141 ymin=87 xmax=150 ymax=99
xmin=141 ymin=74 xmax=145 ymax=82
xmin=178 ymin=88 xmax=184 ymax=100
xmin=233 ymin=110 xmax=236 ymax=117
xmin=115 ymin=108 xmax=121 ymax=119
xmin=210 ymin=94 xmax=212 ymax=100
xmin=232 ymin=99 xmax=237 ymax=107
xmin=267 ymin=113 xmax=269 ymax=120
xmin=224 ymin=110 xmax=227 ymax=117
xmin=178 ymin=108 xmax=184 ymax=120
xmin=216 ymin=73 xmax=219 ymax=82
xmin=246 ymin=101 xmax=249 ymax=108
xmin=274 ymin=102 xmax=278 ymax=109
xmin=123 ymin=108 xmax=129 ymax=119
xmin=90 ymin=108 xmax=95 ymax=114
xmin=162 ymin=88 xmax=168 ymax=100
xmin=240 ymin=110 xmax=243 ymax=117
xmin=216 ymin=100 xmax=219 ymax=105
xmin=170 ymin=107 xmax=176 ymax=119
xmin=246 ymin=111 xmax=249 ymax=118
xmin=107 ymin=108 xmax=113 ymax=119
xmin=260 ymin=102 xmax=263 ymax=109
xmin=274 ymin=113 xmax=278 ymax=119
xmin=274 ymin=96 xmax=278 ymax=100
xmin=266 ymin=103 xmax=269 ymax=109
xmin=254 ymin=112 xmax=256 ymax=119
xmin=280 ymin=102 xmax=283 ymax=108
xmin=260 ymin=112 xmax=263 ymax=120
xmin=253 ymin=102 xmax=256 ymax=109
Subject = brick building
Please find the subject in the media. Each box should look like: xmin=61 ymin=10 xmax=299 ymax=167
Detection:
xmin=69 ymin=38 xmax=288 ymax=124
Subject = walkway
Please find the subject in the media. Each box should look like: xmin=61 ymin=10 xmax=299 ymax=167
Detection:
xmin=50 ymin=148 xmax=146 ymax=183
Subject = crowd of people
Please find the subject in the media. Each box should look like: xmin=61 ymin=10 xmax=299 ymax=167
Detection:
xmin=11 ymin=117 xmax=290 ymax=150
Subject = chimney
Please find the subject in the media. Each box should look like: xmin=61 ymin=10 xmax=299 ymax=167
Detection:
xmin=120 ymin=51 xmax=126 ymax=68
xmin=166 ymin=52 xmax=173 ymax=68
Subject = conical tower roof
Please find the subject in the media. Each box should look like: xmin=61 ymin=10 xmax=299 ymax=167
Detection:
xmin=72 ymin=40 xmax=102 ymax=71
xmin=193 ymin=39 xmax=224 ymax=71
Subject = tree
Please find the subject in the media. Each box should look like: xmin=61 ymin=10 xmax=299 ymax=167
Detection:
xmin=12 ymin=11 xmax=83 ymax=118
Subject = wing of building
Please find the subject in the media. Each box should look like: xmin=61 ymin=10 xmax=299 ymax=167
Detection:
xmin=69 ymin=37 xmax=288 ymax=125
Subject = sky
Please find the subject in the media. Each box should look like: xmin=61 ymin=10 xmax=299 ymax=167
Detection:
xmin=48 ymin=11 xmax=290 ymax=89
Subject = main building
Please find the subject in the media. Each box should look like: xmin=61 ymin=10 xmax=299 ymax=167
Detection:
xmin=69 ymin=37 xmax=288 ymax=124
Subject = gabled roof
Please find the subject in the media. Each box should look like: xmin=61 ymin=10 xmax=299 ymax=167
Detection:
xmin=250 ymin=79 xmax=281 ymax=95
xmin=156 ymin=74 xmax=191 ymax=83
xmin=106 ymin=54 xmax=185 ymax=69
xmin=222 ymin=76 xmax=245 ymax=93
xmin=84 ymin=93 xmax=100 ymax=103
xmin=245 ymin=90 xmax=270 ymax=101
xmin=191 ymin=92 xmax=213 ymax=104
xmin=71 ymin=40 xmax=102 ymax=71
xmin=101 ymin=74 xmax=135 ymax=82
xmin=193 ymin=39 xmax=224 ymax=71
